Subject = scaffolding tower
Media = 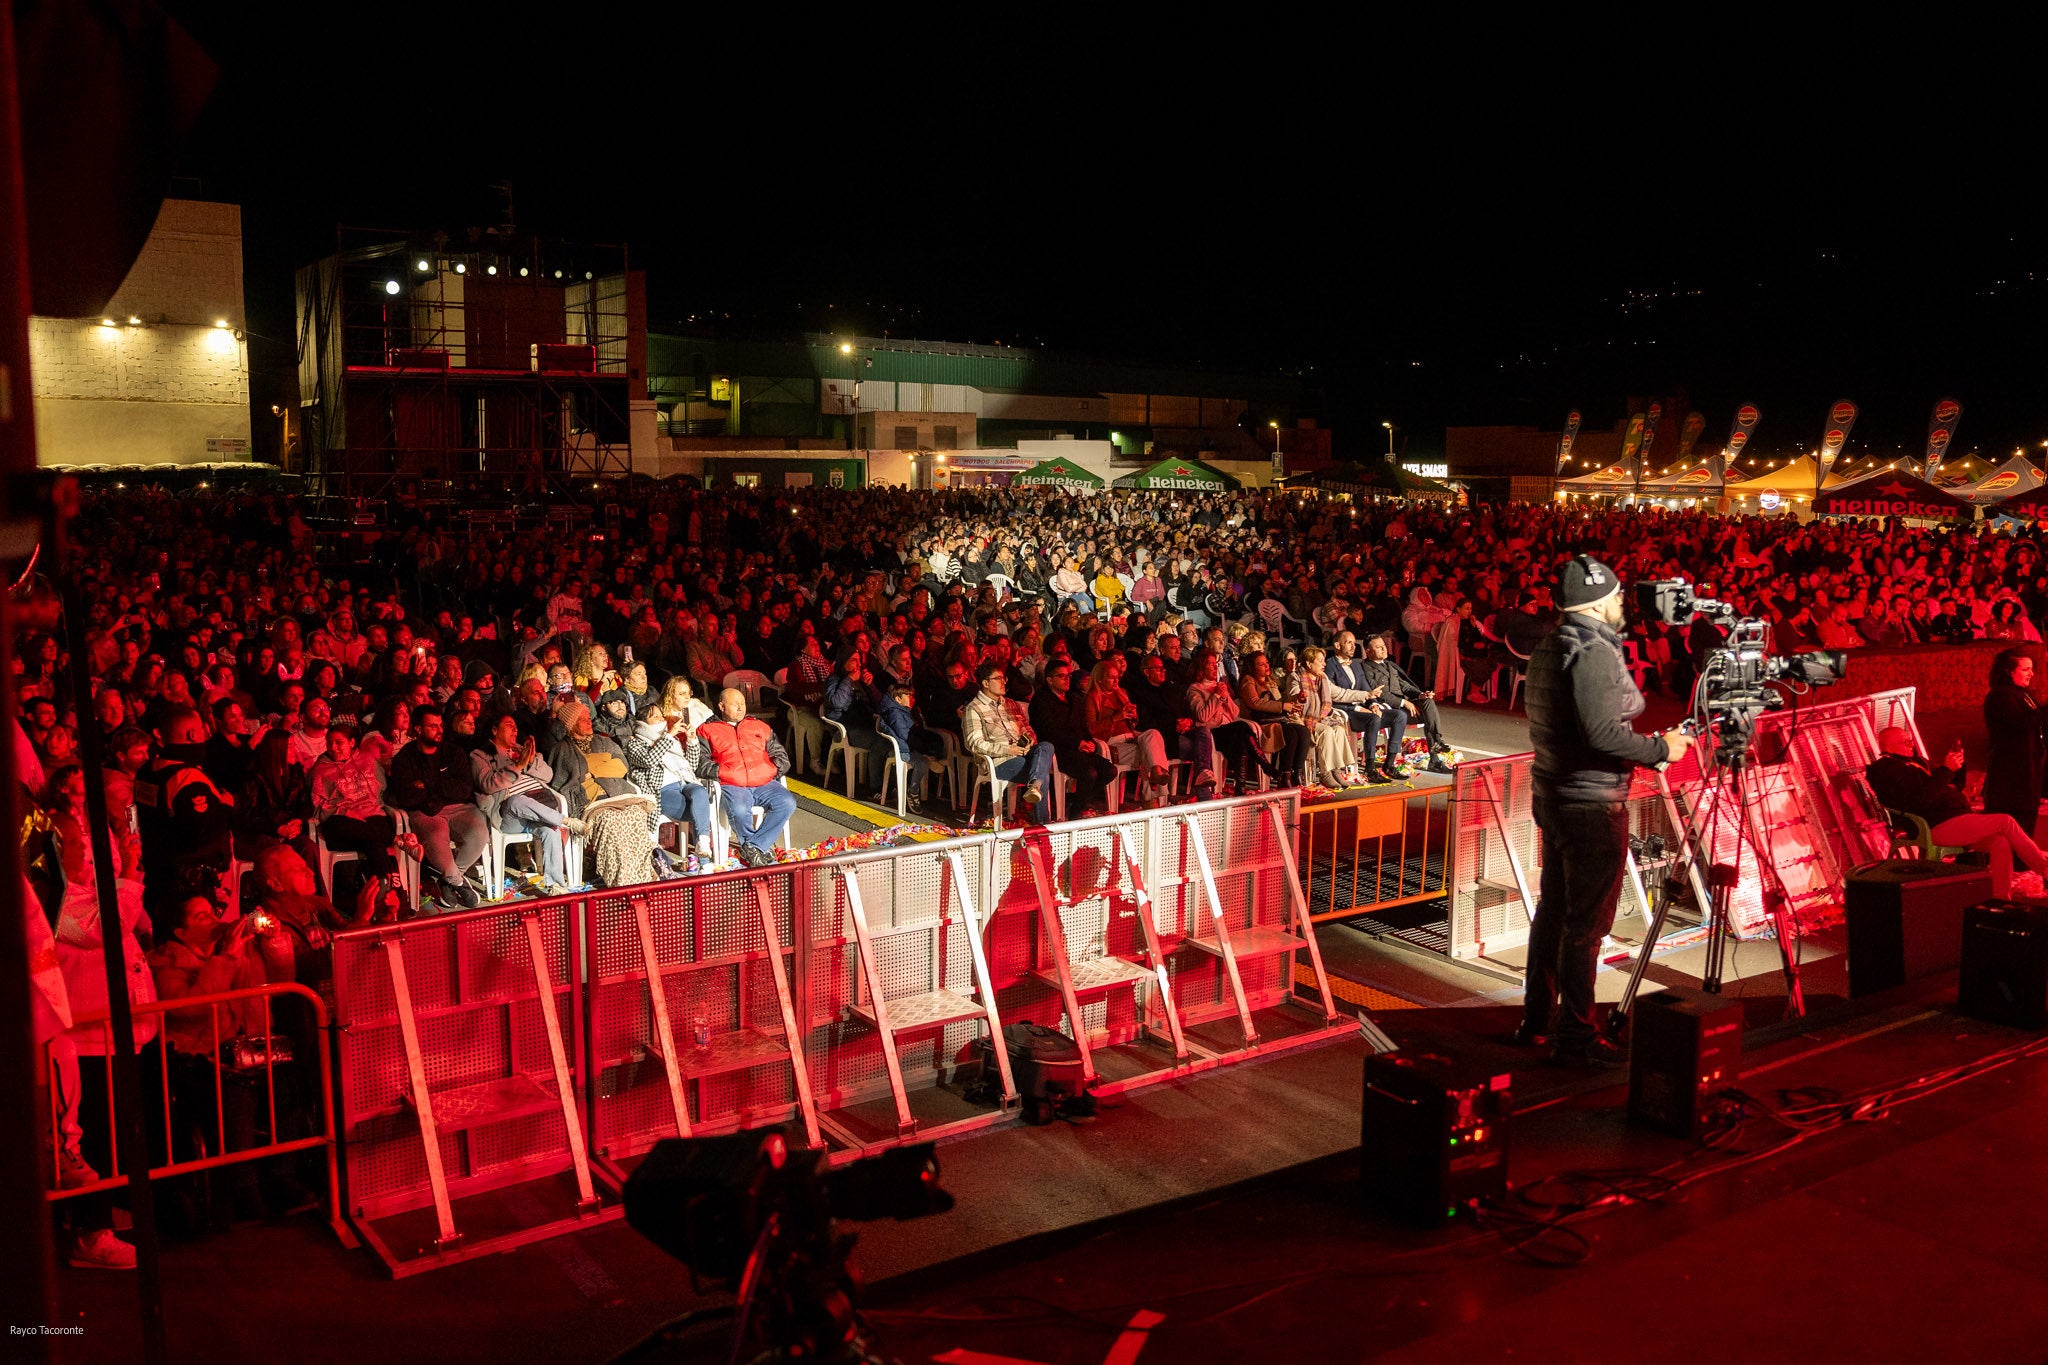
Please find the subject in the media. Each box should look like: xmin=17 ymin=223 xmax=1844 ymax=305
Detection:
xmin=295 ymin=228 xmax=643 ymax=499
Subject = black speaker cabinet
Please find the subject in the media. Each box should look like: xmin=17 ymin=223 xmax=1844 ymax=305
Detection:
xmin=1628 ymin=987 xmax=1743 ymax=1138
xmin=1958 ymin=900 xmax=2048 ymax=1029
xmin=1845 ymin=861 xmax=1995 ymax=997
xmin=1360 ymin=1052 xmax=1510 ymax=1226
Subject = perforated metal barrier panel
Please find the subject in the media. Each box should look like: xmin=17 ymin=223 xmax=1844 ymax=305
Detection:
xmin=331 ymin=789 xmax=1340 ymax=1273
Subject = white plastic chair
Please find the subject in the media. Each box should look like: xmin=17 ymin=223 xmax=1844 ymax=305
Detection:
xmin=311 ymin=807 xmax=419 ymax=912
xmin=1258 ymin=597 xmax=1313 ymax=644
xmin=722 ymin=669 xmax=778 ymax=717
xmin=819 ymin=716 xmax=870 ymax=798
xmin=984 ymin=573 xmax=1015 ymax=602
xmin=564 ymin=792 xmax=658 ymax=888
xmin=786 ymin=705 xmax=827 ymax=777
xmin=484 ymin=783 xmax=570 ymax=899
xmin=967 ymin=753 xmax=1065 ymax=831
xmin=708 ymin=781 xmax=793 ymax=864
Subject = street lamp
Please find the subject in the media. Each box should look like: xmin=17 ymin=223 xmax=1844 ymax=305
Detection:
xmin=1381 ymin=421 xmax=1396 ymax=462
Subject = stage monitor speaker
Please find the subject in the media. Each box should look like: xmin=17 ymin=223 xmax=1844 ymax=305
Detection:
xmin=1359 ymin=1052 xmax=1509 ymax=1226
xmin=1845 ymin=860 xmax=1994 ymax=997
xmin=1628 ymin=987 xmax=1742 ymax=1138
xmin=1958 ymin=900 xmax=2048 ymax=1029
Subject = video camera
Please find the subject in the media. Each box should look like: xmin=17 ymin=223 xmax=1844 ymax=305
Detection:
xmin=1634 ymin=578 xmax=1847 ymax=764
xmin=620 ymin=1126 xmax=952 ymax=1363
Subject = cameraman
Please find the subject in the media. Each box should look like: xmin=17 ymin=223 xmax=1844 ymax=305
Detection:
xmin=1518 ymin=557 xmax=1692 ymax=1068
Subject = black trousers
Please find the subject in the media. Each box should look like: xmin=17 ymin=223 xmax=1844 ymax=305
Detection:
xmin=1521 ymin=791 xmax=1629 ymax=1050
xmin=1054 ymin=747 xmax=1118 ymax=809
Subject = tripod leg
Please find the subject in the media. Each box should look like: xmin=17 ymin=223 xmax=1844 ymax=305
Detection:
xmin=1609 ymin=869 xmax=1678 ymax=1032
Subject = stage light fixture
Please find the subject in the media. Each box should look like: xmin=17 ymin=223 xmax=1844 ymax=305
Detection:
xmin=519 ymin=266 xmax=529 ymax=277
xmin=417 ymin=259 xmax=431 ymax=272
xmin=455 ymin=262 xmax=466 ymax=274
xmin=384 ymin=280 xmax=401 ymax=295
xmin=486 ymin=264 xmax=498 ymax=275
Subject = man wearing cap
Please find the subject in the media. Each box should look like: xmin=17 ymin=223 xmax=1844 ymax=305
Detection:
xmin=1518 ymin=556 xmax=1692 ymax=1068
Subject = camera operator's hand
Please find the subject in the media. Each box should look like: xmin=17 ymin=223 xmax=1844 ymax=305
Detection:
xmin=1661 ymin=728 xmax=1694 ymax=765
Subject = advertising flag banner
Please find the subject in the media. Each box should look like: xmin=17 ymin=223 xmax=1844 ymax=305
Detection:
xmin=1676 ymin=411 xmax=1707 ymax=463
xmin=1724 ymin=403 xmax=1762 ymax=463
xmin=1556 ymin=409 xmax=1583 ymax=472
xmin=1924 ymin=398 xmax=1963 ymax=481
xmin=1618 ymin=411 xmax=1647 ymax=467
xmin=1818 ymin=399 xmax=1859 ymax=473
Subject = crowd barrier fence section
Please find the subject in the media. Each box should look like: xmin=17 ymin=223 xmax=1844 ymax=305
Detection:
xmin=332 ymin=894 xmax=614 ymax=1275
xmin=330 ymin=789 xmax=1348 ymax=1272
xmin=44 ymin=984 xmax=346 ymax=1244
xmin=1292 ymin=786 xmax=1452 ymax=924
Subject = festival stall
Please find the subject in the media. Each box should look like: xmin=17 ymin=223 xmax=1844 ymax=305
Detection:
xmin=1012 ymin=456 xmax=1106 ymax=492
xmin=1984 ymin=479 xmax=2048 ymax=527
xmin=1555 ymin=459 xmax=1640 ymax=498
xmin=1959 ymin=454 xmax=2046 ymax=506
xmin=1110 ymin=455 xmax=1238 ymax=491
xmin=1811 ymin=468 xmax=1973 ymax=522
xmin=1718 ymin=455 xmax=1842 ymax=514
xmin=1295 ymin=460 xmax=1457 ymax=500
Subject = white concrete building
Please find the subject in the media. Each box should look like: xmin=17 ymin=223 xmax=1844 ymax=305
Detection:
xmin=30 ymin=198 xmax=251 ymax=466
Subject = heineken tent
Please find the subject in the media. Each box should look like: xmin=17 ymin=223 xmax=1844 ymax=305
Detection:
xmin=1013 ymin=456 xmax=1106 ymax=492
xmin=1960 ymin=454 xmax=2047 ymax=505
xmin=1811 ymin=469 xmax=1972 ymax=521
xmin=1111 ymin=455 xmax=1236 ymax=491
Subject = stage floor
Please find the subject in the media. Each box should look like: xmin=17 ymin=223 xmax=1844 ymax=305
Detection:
xmin=48 ymin=962 xmax=2048 ymax=1365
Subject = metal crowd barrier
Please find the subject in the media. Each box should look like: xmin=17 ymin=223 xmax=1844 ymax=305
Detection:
xmin=329 ymin=788 xmax=1348 ymax=1274
xmin=332 ymin=894 xmax=610 ymax=1276
xmin=1294 ymin=786 xmax=1452 ymax=924
xmin=44 ymin=983 xmax=345 ymax=1242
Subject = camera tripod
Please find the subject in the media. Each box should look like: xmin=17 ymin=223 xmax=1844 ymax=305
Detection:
xmin=1611 ymin=744 xmax=1807 ymax=1032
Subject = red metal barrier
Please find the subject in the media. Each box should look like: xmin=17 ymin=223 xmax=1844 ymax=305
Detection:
xmin=44 ymin=982 xmax=345 ymax=1241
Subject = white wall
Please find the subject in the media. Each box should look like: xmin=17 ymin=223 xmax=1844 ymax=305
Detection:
xmin=30 ymin=199 xmax=250 ymax=466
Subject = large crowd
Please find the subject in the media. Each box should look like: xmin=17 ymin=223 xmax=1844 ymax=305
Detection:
xmin=18 ymin=475 xmax=2048 ymax=1266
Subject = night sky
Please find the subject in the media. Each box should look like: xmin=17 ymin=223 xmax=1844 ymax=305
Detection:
xmin=159 ymin=7 xmax=2048 ymax=464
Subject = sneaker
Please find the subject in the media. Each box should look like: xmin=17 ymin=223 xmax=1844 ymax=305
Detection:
xmin=69 ymin=1228 xmax=137 ymax=1270
xmin=440 ymin=875 xmax=481 ymax=910
xmin=734 ymin=843 xmax=768 ymax=868
xmin=1507 ymin=1024 xmax=1550 ymax=1049
xmin=693 ymin=838 xmax=713 ymax=859
xmin=56 ymin=1147 xmax=99 ymax=1189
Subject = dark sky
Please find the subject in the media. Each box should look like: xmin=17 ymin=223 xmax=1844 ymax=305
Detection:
xmin=160 ymin=6 xmax=2048 ymax=463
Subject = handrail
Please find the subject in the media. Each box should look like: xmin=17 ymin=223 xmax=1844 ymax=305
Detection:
xmin=46 ymin=982 xmax=341 ymax=1237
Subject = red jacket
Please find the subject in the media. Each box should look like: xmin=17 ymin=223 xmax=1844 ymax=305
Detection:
xmin=696 ymin=716 xmax=790 ymax=789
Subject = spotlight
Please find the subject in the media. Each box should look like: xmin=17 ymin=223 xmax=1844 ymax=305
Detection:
xmin=553 ymin=269 xmax=563 ymax=279
xmin=417 ymin=259 xmax=432 ymax=272
xmin=585 ymin=271 xmax=593 ymax=280
xmin=486 ymin=264 xmax=498 ymax=276
xmin=455 ymin=262 xmax=466 ymax=274
xmin=384 ymin=280 xmax=402 ymax=295
xmin=214 ymin=318 xmax=229 ymax=328
xmin=518 ymin=266 xmax=529 ymax=277
xmin=99 ymin=318 xmax=116 ymax=327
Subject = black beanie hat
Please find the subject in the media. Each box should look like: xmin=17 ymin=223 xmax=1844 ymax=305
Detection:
xmin=1560 ymin=556 xmax=1621 ymax=610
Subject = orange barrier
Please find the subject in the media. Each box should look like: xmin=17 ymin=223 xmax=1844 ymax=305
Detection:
xmin=1295 ymin=786 xmax=1451 ymax=923
xmin=44 ymin=982 xmax=345 ymax=1240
